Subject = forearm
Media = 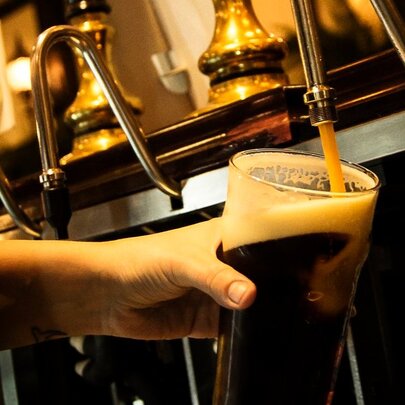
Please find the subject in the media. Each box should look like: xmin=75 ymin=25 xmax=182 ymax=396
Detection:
xmin=0 ymin=240 xmax=109 ymax=349
xmin=0 ymin=219 xmax=256 ymax=349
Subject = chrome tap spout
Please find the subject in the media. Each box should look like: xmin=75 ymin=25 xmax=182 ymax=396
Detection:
xmin=290 ymin=0 xmax=405 ymax=128
xmin=30 ymin=25 xmax=181 ymax=199
xmin=290 ymin=0 xmax=337 ymax=127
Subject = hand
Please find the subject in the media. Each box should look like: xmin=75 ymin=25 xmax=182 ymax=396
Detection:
xmin=96 ymin=218 xmax=256 ymax=340
xmin=0 ymin=218 xmax=256 ymax=350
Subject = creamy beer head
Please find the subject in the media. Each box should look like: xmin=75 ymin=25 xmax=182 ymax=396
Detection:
xmin=222 ymin=149 xmax=380 ymax=250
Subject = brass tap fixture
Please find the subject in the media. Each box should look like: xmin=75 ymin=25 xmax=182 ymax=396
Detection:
xmin=61 ymin=0 xmax=143 ymax=165
xmin=194 ymin=0 xmax=288 ymax=116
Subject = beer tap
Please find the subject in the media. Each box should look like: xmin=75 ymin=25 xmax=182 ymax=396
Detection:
xmin=30 ymin=25 xmax=181 ymax=239
xmin=290 ymin=0 xmax=405 ymax=127
xmin=290 ymin=0 xmax=337 ymax=127
xmin=194 ymin=0 xmax=288 ymax=116
xmin=61 ymin=0 xmax=144 ymax=165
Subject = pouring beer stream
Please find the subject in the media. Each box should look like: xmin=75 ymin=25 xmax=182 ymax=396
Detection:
xmin=289 ymin=0 xmax=346 ymax=194
xmin=318 ymin=122 xmax=346 ymax=193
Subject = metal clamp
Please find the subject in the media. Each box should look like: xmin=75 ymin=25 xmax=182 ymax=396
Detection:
xmin=303 ymin=84 xmax=338 ymax=125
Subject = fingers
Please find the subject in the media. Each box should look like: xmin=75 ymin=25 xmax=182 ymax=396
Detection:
xmin=194 ymin=221 xmax=257 ymax=309
xmin=167 ymin=219 xmax=257 ymax=311
xmin=69 ymin=336 xmax=90 ymax=378
xmin=70 ymin=335 xmax=85 ymax=354
xmin=174 ymin=259 xmax=256 ymax=311
xmin=75 ymin=358 xmax=91 ymax=377
xmin=69 ymin=336 xmax=116 ymax=385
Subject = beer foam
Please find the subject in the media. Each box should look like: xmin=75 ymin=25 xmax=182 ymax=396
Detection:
xmin=222 ymin=192 xmax=377 ymax=250
xmin=235 ymin=152 xmax=376 ymax=193
xmin=222 ymin=151 xmax=379 ymax=250
xmin=222 ymin=190 xmax=374 ymax=250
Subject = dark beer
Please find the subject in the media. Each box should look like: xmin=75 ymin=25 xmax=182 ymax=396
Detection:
xmin=214 ymin=232 xmax=359 ymax=405
xmin=213 ymin=149 xmax=380 ymax=405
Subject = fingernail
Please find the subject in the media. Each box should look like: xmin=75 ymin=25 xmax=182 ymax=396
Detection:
xmin=228 ymin=281 xmax=248 ymax=304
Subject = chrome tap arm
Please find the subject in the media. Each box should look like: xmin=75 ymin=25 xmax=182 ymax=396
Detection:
xmin=31 ymin=25 xmax=181 ymax=199
xmin=290 ymin=0 xmax=337 ymax=126
xmin=370 ymin=0 xmax=405 ymax=67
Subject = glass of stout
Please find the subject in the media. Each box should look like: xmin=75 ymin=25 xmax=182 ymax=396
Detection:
xmin=213 ymin=149 xmax=380 ymax=405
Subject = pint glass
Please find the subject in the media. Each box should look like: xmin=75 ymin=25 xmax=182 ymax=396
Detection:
xmin=213 ymin=149 xmax=380 ymax=405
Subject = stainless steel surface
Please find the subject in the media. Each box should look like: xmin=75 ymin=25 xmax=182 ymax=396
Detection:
xmin=290 ymin=0 xmax=326 ymax=88
xmin=66 ymin=166 xmax=228 ymax=241
xmin=0 ymin=350 xmax=19 ymax=405
xmin=291 ymin=109 xmax=405 ymax=164
xmin=290 ymin=0 xmax=337 ymax=125
xmin=370 ymin=0 xmax=405 ymax=66
xmin=30 ymin=25 xmax=181 ymax=198
xmin=0 ymin=166 xmax=41 ymax=239
xmin=346 ymin=325 xmax=365 ymax=405
xmin=182 ymin=337 xmax=200 ymax=405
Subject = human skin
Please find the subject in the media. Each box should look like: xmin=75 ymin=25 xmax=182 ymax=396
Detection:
xmin=0 ymin=218 xmax=256 ymax=350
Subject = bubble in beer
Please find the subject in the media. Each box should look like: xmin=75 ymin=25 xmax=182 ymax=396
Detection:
xmin=248 ymin=164 xmax=331 ymax=191
xmin=307 ymin=291 xmax=324 ymax=302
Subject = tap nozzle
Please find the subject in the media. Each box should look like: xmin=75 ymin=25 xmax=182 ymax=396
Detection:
xmin=303 ymin=84 xmax=337 ymax=126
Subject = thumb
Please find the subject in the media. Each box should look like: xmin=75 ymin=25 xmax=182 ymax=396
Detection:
xmin=208 ymin=263 xmax=257 ymax=310
xmin=159 ymin=218 xmax=257 ymax=310
xmin=177 ymin=259 xmax=257 ymax=310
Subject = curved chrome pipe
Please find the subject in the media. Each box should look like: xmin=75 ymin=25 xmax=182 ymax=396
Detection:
xmin=0 ymin=166 xmax=41 ymax=238
xmin=370 ymin=0 xmax=405 ymax=67
xmin=30 ymin=25 xmax=181 ymax=198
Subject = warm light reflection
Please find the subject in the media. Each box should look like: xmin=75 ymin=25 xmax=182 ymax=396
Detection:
xmin=227 ymin=21 xmax=238 ymax=39
xmin=89 ymin=79 xmax=105 ymax=104
xmin=235 ymin=85 xmax=248 ymax=99
xmin=195 ymin=0 xmax=288 ymax=116
xmin=6 ymin=56 xmax=31 ymax=92
xmin=97 ymin=135 xmax=111 ymax=150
